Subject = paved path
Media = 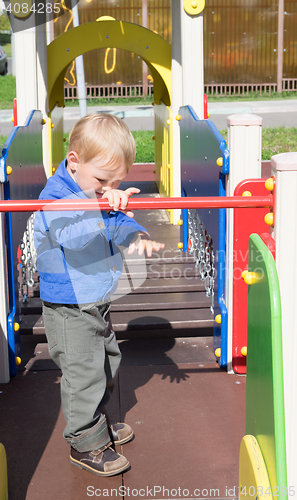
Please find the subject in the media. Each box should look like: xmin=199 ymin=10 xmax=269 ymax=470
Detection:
xmin=0 ymin=99 xmax=297 ymax=137
xmin=208 ymin=99 xmax=297 ymax=130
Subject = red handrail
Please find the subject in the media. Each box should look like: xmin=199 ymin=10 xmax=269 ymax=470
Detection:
xmin=0 ymin=196 xmax=274 ymax=212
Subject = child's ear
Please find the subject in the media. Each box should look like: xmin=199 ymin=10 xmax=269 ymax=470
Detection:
xmin=67 ymin=151 xmax=80 ymax=172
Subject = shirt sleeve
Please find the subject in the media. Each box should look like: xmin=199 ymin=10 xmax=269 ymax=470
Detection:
xmin=107 ymin=211 xmax=149 ymax=247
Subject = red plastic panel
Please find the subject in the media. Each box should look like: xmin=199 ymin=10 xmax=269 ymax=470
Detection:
xmin=232 ymin=179 xmax=269 ymax=374
xmin=260 ymin=232 xmax=276 ymax=260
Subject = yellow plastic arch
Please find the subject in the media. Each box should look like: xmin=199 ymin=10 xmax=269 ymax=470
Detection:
xmin=48 ymin=21 xmax=171 ymax=111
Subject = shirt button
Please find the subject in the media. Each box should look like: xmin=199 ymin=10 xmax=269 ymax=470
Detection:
xmin=98 ymin=221 xmax=105 ymax=229
xmin=112 ymin=266 xmax=116 ymax=272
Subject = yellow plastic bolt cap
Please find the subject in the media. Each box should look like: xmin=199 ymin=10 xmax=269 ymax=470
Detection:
xmin=242 ymin=191 xmax=252 ymax=197
xmin=175 ymin=114 xmax=181 ymax=121
xmin=41 ymin=118 xmax=46 ymax=125
xmin=15 ymin=356 xmax=22 ymax=366
xmin=96 ymin=15 xmax=115 ymax=21
xmin=215 ymin=314 xmax=221 ymax=324
xmin=14 ymin=322 xmax=20 ymax=332
xmin=241 ymin=346 xmax=247 ymax=356
xmin=51 ymin=123 xmax=55 ymax=129
xmin=6 ymin=166 xmax=12 ymax=175
xmin=243 ymin=272 xmax=260 ymax=285
xmin=166 ymin=119 xmax=170 ymax=125
xmin=264 ymin=212 xmax=274 ymax=226
xmin=215 ymin=348 xmax=221 ymax=358
xmin=241 ymin=270 xmax=248 ymax=280
xmin=265 ymin=177 xmax=274 ymax=192
xmin=167 ymin=164 xmax=171 ymax=169
xmin=216 ymin=157 xmax=223 ymax=167
xmin=184 ymin=0 xmax=205 ymax=15
xmin=177 ymin=242 xmax=183 ymax=249
xmin=207 ymin=112 xmax=210 ymax=118
xmin=11 ymin=116 xmax=14 ymax=122
xmin=177 ymin=219 xmax=183 ymax=226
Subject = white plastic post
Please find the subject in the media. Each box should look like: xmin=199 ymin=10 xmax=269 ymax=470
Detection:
xmin=226 ymin=114 xmax=263 ymax=371
xmin=12 ymin=17 xmax=38 ymax=125
xmin=11 ymin=14 xmax=50 ymax=176
xmin=170 ymin=0 xmax=183 ymax=224
xmin=271 ymin=152 xmax=297 ymax=486
xmin=170 ymin=1 xmax=205 ymax=224
xmin=180 ymin=2 xmax=204 ymax=119
xmin=71 ymin=0 xmax=87 ymax=118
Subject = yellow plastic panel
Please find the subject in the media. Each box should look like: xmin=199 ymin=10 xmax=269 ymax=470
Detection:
xmin=49 ymin=106 xmax=64 ymax=175
xmin=239 ymin=435 xmax=271 ymax=500
xmin=154 ymin=102 xmax=172 ymax=219
xmin=48 ymin=21 xmax=171 ymax=110
xmin=183 ymin=0 xmax=205 ymax=16
xmin=0 ymin=443 xmax=8 ymax=500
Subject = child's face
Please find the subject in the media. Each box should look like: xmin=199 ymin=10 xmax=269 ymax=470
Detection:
xmin=67 ymin=151 xmax=128 ymax=198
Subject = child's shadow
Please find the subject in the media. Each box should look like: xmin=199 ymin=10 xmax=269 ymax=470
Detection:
xmin=112 ymin=317 xmax=191 ymax=422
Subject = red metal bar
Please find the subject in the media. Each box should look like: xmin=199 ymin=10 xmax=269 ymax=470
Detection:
xmin=13 ymin=98 xmax=17 ymax=127
xmin=0 ymin=195 xmax=274 ymax=213
xmin=204 ymin=93 xmax=208 ymax=119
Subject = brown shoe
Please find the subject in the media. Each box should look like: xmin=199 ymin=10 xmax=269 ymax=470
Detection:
xmin=110 ymin=423 xmax=134 ymax=445
xmin=70 ymin=442 xmax=130 ymax=476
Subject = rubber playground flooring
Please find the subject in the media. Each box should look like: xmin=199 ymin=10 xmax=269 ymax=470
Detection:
xmin=0 ymin=337 xmax=246 ymax=500
xmin=0 ymin=165 xmax=246 ymax=500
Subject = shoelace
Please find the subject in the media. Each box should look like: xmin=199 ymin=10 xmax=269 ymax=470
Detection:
xmin=92 ymin=442 xmax=114 ymax=457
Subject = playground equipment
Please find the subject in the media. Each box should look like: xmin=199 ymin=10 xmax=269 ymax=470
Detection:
xmin=0 ymin=111 xmax=46 ymax=379
xmin=0 ymin=183 xmax=288 ymax=491
xmin=11 ymin=2 xmax=205 ymax=224
xmin=2 ymin=0 xmax=297 ymax=489
xmin=239 ymin=234 xmax=287 ymax=497
xmin=179 ymin=104 xmax=229 ymax=367
xmin=1 ymin=103 xmax=295 ymax=486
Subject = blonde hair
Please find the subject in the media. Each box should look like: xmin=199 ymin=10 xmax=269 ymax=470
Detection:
xmin=68 ymin=113 xmax=136 ymax=171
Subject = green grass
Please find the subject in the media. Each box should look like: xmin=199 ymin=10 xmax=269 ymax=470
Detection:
xmin=207 ymin=91 xmax=297 ymax=102
xmin=261 ymin=127 xmax=297 ymax=160
xmin=65 ymin=96 xmax=154 ymax=107
xmin=0 ymin=135 xmax=7 ymax=152
xmin=3 ymin=127 xmax=297 ymax=163
xmin=219 ymin=126 xmax=297 ymax=160
xmin=2 ymin=43 xmax=11 ymax=58
xmin=63 ymin=130 xmax=155 ymax=163
xmin=132 ymin=130 xmax=155 ymax=163
xmin=0 ymin=74 xmax=16 ymax=109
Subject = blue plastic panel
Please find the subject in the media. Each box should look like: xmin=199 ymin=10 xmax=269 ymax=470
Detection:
xmin=2 ymin=110 xmax=46 ymax=376
xmin=179 ymin=105 xmax=229 ymax=367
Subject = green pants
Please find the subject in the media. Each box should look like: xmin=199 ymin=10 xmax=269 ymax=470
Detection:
xmin=42 ymin=301 xmax=121 ymax=452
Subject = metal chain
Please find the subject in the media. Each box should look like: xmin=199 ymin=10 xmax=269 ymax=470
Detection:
xmin=188 ymin=209 xmax=215 ymax=313
xmin=19 ymin=214 xmax=37 ymax=303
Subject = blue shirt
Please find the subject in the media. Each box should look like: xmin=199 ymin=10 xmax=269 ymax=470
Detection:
xmin=34 ymin=159 xmax=148 ymax=304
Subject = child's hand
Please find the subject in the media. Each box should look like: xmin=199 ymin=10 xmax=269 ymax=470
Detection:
xmin=128 ymin=239 xmax=165 ymax=258
xmin=102 ymin=187 xmax=140 ymax=217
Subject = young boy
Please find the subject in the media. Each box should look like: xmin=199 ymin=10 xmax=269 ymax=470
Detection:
xmin=34 ymin=113 xmax=164 ymax=477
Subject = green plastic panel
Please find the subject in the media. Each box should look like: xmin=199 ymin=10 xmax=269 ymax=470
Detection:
xmin=246 ymin=234 xmax=287 ymax=496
